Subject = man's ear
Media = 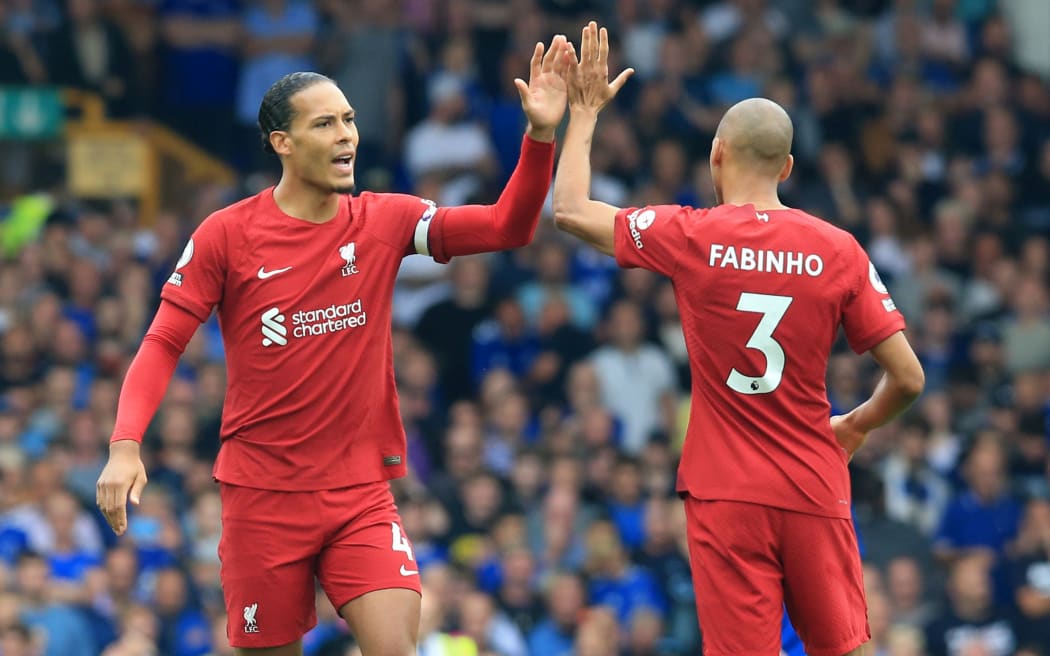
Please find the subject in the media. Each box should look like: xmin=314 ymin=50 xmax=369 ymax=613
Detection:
xmin=270 ymin=131 xmax=292 ymax=157
xmin=779 ymin=154 xmax=794 ymax=182
xmin=710 ymin=136 xmax=724 ymax=166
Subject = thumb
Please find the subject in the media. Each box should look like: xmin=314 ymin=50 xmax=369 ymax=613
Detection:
xmin=514 ymin=78 xmax=530 ymax=103
xmin=609 ymin=68 xmax=635 ymax=95
xmin=129 ymin=472 xmax=147 ymax=505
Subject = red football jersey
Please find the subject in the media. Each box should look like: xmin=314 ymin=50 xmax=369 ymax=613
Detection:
xmin=162 ymin=189 xmax=445 ymax=490
xmin=614 ymin=203 xmax=905 ymax=518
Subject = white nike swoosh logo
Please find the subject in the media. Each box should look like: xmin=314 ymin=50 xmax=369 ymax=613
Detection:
xmin=257 ymin=266 xmax=292 ymax=279
xmin=399 ymin=565 xmax=418 ymax=576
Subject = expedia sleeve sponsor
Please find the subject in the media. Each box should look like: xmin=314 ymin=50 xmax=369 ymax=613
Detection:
xmin=612 ymin=204 xmax=691 ymax=278
xmin=626 ymin=208 xmax=654 ymax=250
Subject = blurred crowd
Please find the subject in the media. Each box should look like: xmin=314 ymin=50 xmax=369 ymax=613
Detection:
xmin=1 ymin=0 xmax=1050 ymax=655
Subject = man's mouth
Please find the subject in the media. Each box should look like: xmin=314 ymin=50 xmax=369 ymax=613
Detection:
xmin=332 ymin=155 xmax=354 ymax=171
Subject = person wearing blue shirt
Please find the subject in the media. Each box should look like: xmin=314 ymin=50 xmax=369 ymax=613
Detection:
xmin=470 ymin=298 xmax=540 ymax=385
xmin=934 ymin=440 xmax=1023 ymax=558
xmin=527 ymin=571 xmax=586 ymax=656
xmin=933 ymin=438 xmax=1023 ymax=605
xmin=14 ymin=553 xmax=97 ymax=656
xmin=157 ymin=0 xmax=241 ymax=159
xmin=585 ymin=521 xmax=668 ymax=625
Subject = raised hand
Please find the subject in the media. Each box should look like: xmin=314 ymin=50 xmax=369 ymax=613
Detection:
xmin=564 ymin=22 xmax=634 ymax=115
xmin=515 ymin=34 xmax=570 ymax=140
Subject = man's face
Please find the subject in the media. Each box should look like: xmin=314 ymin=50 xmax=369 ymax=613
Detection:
xmin=610 ymin=303 xmax=643 ymax=349
xmin=968 ymin=448 xmax=1004 ymax=500
xmin=548 ymin=575 xmax=584 ymax=625
xmin=15 ymin=558 xmax=48 ymax=597
xmin=950 ymin=559 xmax=991 ymax=610
xmin=282 ymin=82 xmax=359 ymax=194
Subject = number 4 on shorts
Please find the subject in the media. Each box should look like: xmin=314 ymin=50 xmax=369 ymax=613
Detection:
xmin=391 ymin=522 xmax=415 ymax=561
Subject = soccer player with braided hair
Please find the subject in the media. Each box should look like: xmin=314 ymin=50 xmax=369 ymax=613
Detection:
xmin=97 ymin=36 xmax=571 ymax=655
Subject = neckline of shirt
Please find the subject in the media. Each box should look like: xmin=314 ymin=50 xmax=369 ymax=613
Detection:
xmin=265 ymin=187 xmax=351 ymax=227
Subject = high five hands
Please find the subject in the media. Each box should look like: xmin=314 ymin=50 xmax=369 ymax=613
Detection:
xmin=519 ymin=22 xmax=634 ymax=139
xmin=563 ymin=22 xmax=635 ymax=116
xmin=516 ymin=34 xmax=570 ymax=142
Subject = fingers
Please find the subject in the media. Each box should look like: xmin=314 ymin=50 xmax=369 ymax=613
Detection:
xmin=561 ymin=44 xmax=580 ymax=91
xmin=598 ymin=26 xmax=609 ymax=67
xmin=580 ymin=22 xmax=593 ymax=64
xmin=561 ymin=42 xmax=579 ymax=74
xmin=529 ymin=41 xmax=543 ymax=83
xmin=97 ymin=480 xmax=130 ymax=535
xmin=541 ymin=34 xmax=566 ymax=75
xmin=553 ymin=40 xmax=573 ymax=76
xmin=513 ymin=77 xmax=529 ymax=103
xmin=95 ymin=479 xmax=106 ymax=520
xmin=110 ymin=505 xmax=129 ymax=536
xmin=130 ymin=471 xmax=148 ymax=506
xmin=609 ymin=67 xmax=635 ymax=95
xmin=96 ymin=467 xmax=147 ymax=536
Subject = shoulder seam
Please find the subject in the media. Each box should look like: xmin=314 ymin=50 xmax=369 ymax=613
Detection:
xmin=361 ymin=192 xmax=422 ymax=255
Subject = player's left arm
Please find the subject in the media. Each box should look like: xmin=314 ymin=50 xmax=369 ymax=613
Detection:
xmin=834 ymin=242 xmax=924 ymax=457
xmin=419 ymin=135 xmax=555 ymax=262
xmin=552 ymin=22 xmax=633 ymax=256
xmin=834 ymin=331 xmax=925 ymax=447
xmin=413 ymin=35 xmax=568 ymax=261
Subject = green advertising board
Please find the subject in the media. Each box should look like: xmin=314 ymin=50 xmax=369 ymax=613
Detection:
xmin=0 ymin=87 xmax=64 ymax=139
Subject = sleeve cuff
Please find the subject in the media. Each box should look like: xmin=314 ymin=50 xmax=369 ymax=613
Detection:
xmin=110 ymin=432 xmax=144 ymax=444
xmin=522 ymin=134 xmax=556 ymax=151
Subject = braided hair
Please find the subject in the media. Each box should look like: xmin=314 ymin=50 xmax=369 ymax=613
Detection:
xmin=258 ymin=72 xmax=334 ymax=154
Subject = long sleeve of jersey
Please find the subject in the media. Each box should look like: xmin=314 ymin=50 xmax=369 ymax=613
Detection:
xmin=110 ymin=300 xmax=201 ymax=443
xmin=423 ymin=135 xmax=555 ymax=263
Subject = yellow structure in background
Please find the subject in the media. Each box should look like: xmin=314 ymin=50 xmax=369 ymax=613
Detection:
xmin=62 ymin=89 xmax=236 ymax=224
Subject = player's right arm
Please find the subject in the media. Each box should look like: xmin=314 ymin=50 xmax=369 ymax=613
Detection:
xmin=551 ymin=22 xmax=633 ymax=256
xmin=97 ymin=215 xmax=226 ymax=535
xmin=96 ymin=302 xmax=202 ymax=535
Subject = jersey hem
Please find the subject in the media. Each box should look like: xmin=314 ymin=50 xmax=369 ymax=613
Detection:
xmin=213 ymin=467 xmax=407 ymax=492
xmin=678 ymin=490 xmax=853 ymax=520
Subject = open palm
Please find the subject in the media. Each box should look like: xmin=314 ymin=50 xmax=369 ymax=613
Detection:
xmin=515 ymin=35 xmax=569 ymax=133
xmin=564 ymin=22 xmax=634 ymax=114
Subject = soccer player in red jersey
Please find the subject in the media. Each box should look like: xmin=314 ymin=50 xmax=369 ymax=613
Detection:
xmin=95 ymin=36 xmax=571 ymax=656
xmin=553 ymin=23 xmax=926 ymax=656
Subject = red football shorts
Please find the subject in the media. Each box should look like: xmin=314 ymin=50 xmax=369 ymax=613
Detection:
xmin=684 ymin=497 xmax=869 ymax=656
xmin=218 ymin=480 xmax=421 ymax=648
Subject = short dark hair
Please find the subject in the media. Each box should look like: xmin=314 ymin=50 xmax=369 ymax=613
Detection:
xmin=258 ymin=72 xmax=334 ymax=154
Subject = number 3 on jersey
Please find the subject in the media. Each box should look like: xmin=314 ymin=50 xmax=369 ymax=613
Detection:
xmin=726 ymin=293 xmax=793 ymax=395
